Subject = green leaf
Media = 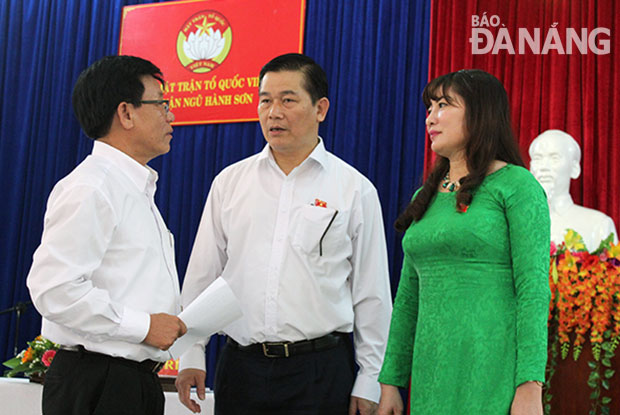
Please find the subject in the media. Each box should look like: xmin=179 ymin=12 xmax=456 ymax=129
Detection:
xmin=602 ymin=357 xmax=612 ymax=367
xmin=574 ymin=347 xmax=583 ymax=361
xmin=593 ymin=233 xmax=615 ymax=255
xmin=5 ymin=362 xmax=29 ymax=374
xmin=602 ymin=397 xmax=612 ymax=405
xmin=588 ymin=361 xmax=597 ymax=369
xmin=590 ymin=389 xmax=600 ymax=399
xmin=589 ymin=371 xmax=600 ymax=381
xmin=4 ymin=366 xmax=26 ymax=377
xmin=2 ymin=357 xmax=22 ymax=370
xmin=588 ymin=379 xmax=598 ymax=388
xmin=551 ymin=260 xmax=558 ymax=284
xmin=602 ymin=379 xmax=610 ymax=390
xmin=604 ymin=369 xmax=615 ymax=378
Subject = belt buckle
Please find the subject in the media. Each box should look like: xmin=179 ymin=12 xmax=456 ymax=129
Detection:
xmin=262 ymin=342 xmax=290 ymax=358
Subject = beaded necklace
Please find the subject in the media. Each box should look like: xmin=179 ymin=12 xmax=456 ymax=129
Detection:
xmin=441 ymin=171 xmax=461 ymax=192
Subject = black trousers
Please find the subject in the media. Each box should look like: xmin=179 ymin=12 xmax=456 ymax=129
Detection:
xmin=213 ymin=336 xmax=356 ymax=415
xmin=42 ymin=349 xmax=164 ymax=415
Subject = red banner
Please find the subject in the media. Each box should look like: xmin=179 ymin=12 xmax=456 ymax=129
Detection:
xmin=119 ymin=0 xmax=306 ymax=125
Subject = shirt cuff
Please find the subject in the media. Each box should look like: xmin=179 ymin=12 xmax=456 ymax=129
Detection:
xmin=179 ymin=343 xmax=207 ymax=372
xmin=351 ymin=373 xmax=381 ymax=403
xmin=117 ymin=306 xmax=151 ymax=343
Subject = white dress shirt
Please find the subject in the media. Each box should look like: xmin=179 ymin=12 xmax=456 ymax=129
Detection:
xmin=27 ymin=140 xmax=181 ymax=362
xmin=180 ymin=138 xmax=392 ymax=402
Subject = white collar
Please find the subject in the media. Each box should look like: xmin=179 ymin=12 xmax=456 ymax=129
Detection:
xmin=257 ymin=136 xmax=329 ymax=173
xmin=92 ymin=140 xmax=158 ymax=194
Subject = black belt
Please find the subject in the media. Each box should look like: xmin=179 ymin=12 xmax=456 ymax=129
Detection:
xmin=227 ymin=332 xmax=346 ymax=358
xmin=58 ymin=345 xmax=165 ymax=374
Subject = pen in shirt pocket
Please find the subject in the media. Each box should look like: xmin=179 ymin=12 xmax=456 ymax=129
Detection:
xmin=319 ymin=210 xmax=338 ymax=256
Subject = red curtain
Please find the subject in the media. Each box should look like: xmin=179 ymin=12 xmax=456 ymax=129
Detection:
xmin=426 ymin=0 xmax=619 ymax=229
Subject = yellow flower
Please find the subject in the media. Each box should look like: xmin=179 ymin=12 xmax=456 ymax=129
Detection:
xmin=564 ymin=229 xmax=587 ymax=252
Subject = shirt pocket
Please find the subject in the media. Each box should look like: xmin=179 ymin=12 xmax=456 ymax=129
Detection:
xmin=292 ymin=206 xmax=347 ymax=255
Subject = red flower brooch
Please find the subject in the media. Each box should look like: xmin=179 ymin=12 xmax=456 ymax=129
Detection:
xmin=457 ymin=203 xmax=469 ymax=213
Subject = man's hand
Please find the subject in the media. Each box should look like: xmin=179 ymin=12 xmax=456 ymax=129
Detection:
xmin=377 ymin=384 xmax=403 ymax=415
xmin=349 ymin=396 xmax=378 ymax=415
xmin=143 ymin=313 xmax=187 ymax=350
xmin=176 ymin=368 xmax=207 ymax=413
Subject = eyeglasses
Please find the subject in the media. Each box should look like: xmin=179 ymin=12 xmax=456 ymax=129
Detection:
xmin=140 ymin=99 xmax=170 ymax=114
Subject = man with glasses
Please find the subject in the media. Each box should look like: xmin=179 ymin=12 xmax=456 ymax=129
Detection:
xmin=176 ymin=53 xmax=392 ymax=415
xmin=27 ymin=55 xmax=186 ymax=415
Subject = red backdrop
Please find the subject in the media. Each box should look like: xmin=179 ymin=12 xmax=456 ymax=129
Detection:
xmin=426 ymin=0 xmax=619 ymax=229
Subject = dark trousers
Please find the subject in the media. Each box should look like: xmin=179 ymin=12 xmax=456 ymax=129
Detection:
xmin=42 ymin=349 xmax=164 ymax=415
xmin=214 ymin=337 xmax=356 ymax=415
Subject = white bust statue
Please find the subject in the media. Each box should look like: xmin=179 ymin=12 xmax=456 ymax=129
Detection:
xmin=529 ymin=129 xmax=617 ymax=252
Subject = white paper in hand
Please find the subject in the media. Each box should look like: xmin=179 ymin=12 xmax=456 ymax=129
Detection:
xmin=168 ymin=277 xmax=242 ymax=359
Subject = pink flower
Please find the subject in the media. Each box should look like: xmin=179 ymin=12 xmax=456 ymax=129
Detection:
xmin=41 ymin=350 xmax=56 ymax=367
xmin=550 ymin=241 xmax=557 ymax=256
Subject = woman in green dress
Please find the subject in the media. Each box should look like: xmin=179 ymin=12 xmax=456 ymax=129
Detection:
xmin=377 ymin=70 xmax=550 ymax=415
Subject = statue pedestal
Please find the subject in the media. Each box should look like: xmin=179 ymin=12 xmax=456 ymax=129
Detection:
xmin=548 ymin=344 xmax=620 ymax=414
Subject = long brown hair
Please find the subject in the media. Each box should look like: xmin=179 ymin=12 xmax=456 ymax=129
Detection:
xmin=395 ymin=69 xmax=525 ymax=232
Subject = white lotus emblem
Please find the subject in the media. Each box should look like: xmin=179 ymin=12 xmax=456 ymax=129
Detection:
xmin=183 ymin=19 xmax=225 ymax=61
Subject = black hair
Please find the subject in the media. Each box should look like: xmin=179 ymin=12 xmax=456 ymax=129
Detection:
xmin=259 ymin=53 xmax=327 ymax=104
xmin=395 ymin=69 xmax=525 ymax=232
xmin=72 ymin=55 xmax=164 ymax=139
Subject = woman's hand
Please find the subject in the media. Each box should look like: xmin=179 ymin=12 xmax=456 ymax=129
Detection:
xmin=510 ymin=381 xmax=543 ymax=415
xmin=377 ymin=384 xmax=404 ymax=415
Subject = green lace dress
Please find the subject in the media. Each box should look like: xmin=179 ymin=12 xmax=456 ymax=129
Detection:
xmin=379 ymin=165 xmax=550 ymax=414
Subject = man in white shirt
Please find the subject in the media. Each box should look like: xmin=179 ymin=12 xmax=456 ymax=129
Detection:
xmin=27 ymin=55 xmax=187 ymax=415
xmin=176 ymin=53 xmax=392 ymax=415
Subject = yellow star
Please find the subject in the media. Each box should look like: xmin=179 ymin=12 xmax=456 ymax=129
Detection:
xmin=195 ymin=17 xmax=215 ymax=35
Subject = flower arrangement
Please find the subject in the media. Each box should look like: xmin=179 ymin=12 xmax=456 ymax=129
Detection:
xmin=2 ymin=335 xmax=58 ymax=378
xmin=2 ymin=335 xmax=178 ymax=390
xmin=546 ymin=230 xmax=620 ymax=415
